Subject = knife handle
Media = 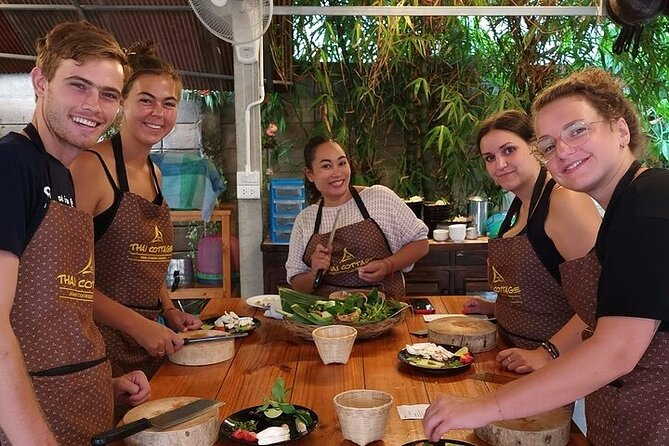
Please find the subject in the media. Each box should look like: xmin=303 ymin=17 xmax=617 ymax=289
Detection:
xmin=90 ymin=418 xmax=151 ymax=445
xmin=313 ymin=268 xmax=325 ymax=289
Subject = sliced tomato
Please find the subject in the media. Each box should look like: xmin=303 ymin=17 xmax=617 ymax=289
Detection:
xmin=460 ymin=352 xmax=474 ymax=364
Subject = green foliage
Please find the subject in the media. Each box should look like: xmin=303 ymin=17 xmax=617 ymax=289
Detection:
xmin=272 ymin=3 xmax=669 ymax=215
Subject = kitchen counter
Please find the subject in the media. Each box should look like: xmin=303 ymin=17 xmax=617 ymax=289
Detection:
xmin=148 ymin=296 xmax=587 ymax=445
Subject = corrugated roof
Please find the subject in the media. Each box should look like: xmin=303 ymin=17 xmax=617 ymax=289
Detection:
xmin=0 ymin=0 xmax=293 ymax=91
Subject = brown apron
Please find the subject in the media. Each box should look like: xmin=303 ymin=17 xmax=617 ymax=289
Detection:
xmin=490 ymin=172 xmax=574 ymax=349
xmin=559 ymin=163 xmax=669 ymax=446
xmin=489 ymin=236 xmax=574 ymax=349
xmin=92 ymin=134 xmax=174 ymax=380
xmin=0 ymin=125 xmax=112 ymax=446
xmin=303 ymin=187 xmax=405 ymax=297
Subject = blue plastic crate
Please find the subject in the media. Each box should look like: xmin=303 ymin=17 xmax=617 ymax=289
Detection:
xmin=271 ymin=214 xmax=297 ymax=230
xmin=270 ymin=178 xmax=305 ymax=201
xmin=271 ymin=199 xmax=305 ymax=217
xmin=270 ymin=226 xmax=293 ymax=244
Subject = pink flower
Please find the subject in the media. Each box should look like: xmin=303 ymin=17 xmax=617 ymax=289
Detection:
xmin=265 ymin=123 xmax=278 ymax=137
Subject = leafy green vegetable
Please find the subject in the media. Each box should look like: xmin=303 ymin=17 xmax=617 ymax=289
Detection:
xmin=278 ymin=287 xmax=407 ymax=326
xmin=257 ymin=378 xmax=314 ymax=428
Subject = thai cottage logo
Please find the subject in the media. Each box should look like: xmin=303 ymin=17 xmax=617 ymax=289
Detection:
xmin=490 ymin=266 xmax=521 ymax=301
xmin=150 ymin=226 xmax=164 ymax=244
xmin=128 ymin=225 xmax=172 ymax=263
xmin=57 ymin=254 xmax=95 ymax=302
xmin=330 ymin=247 xmax=374 ymax=275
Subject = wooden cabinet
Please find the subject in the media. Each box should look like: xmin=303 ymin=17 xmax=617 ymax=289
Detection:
xmin=169 ymin=209 xmax=232 ymax=299
xmin=261 ymin=239 xmax=490 ymax=295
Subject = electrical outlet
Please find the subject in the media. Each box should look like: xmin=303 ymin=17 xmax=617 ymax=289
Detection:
xmin=237 ymin=171 xmax=261 ymax=200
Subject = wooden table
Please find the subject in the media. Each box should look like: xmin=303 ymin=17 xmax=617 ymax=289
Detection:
xmin=150 ymin=297 xmax=588 ymax=445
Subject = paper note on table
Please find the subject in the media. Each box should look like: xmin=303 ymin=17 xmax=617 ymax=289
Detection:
xmin=397 ymin=404 xmax=430 ymax=420
xmin=423 ymin=314 xmax=489 ymax=322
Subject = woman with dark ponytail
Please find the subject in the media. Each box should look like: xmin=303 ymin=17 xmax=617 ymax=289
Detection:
xmin=286 ymin=136 xmax=429 ymax=297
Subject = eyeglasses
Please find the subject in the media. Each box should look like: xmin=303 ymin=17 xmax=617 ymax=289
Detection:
xmin=534 ymin=120 xmax=609 ymax=161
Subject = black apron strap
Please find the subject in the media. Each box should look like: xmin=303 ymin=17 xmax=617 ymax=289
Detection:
xmin=499 ymin=167 xmax=547 ymax=237
xmin=111 ymin=133 xmax=131 ymax=192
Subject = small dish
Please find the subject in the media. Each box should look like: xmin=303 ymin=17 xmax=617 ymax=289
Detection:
xmin=246 ymin=294 xmax=280 ymax=309
xmin=220 ymin=405 xmax=319 ymax=445
xmin=398 ymin=344 xmax=474 ymax=375
xmin=201 ymin=316 xmax=261 ymax=334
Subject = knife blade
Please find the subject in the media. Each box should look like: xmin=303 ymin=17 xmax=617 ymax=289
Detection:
xmin=468 ymin=372 xmax=517 ymax=385
xmin=183 ymin=332 xmax=248 ymax=345
xmin=314 ymin=208 xmax=342 ymax=288
xmin=91 ymin=398 xmax=221 ymax=445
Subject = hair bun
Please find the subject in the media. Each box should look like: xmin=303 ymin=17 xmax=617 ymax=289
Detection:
xmin=125 ymin=40 xmax=158 ymax=59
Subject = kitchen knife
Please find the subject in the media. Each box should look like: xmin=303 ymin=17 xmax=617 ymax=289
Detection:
xmin=183 ymin=332 xmax=248 ymax=345
xmin=90 ymin=398 xmax=221 ymax=445
xmin=314 ymin=208 xmax=342 ymax=289
xmin=468 ymin=372 xmax=517 ymax=385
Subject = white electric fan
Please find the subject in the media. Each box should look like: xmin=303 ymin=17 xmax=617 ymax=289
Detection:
xmin=189 ymin=0 xmax=273 ymax=193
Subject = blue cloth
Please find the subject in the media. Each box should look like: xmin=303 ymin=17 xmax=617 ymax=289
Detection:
xmin=150 ymin=152 xmax=226 ymax=221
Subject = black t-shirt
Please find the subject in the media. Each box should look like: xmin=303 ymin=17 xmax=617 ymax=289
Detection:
xmin=0 ymin=132 xmax=75 ymax=257
xmin=597 ymin=168 xmax=669 ymax=327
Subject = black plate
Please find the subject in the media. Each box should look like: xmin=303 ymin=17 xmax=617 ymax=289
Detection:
xmin=220 ymin=405 xmax=318 ymax=445
xmin=403 ymin=440 xmax=476 ymax=446
xmin=398 ymin=344 xmax=473 ymax=375
xmin=202 ymin=316 xmax=261 ymax=334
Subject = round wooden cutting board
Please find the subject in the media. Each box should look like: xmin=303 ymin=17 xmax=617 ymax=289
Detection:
xmin=474 ymin=407 xmax=571 ymax=446
xmin=121 ymin=397 xmax=221 ymax=446
xmin=168 ymin=330 xmax=235 ymax=366
xmin=427 ymin=317 xmax=497 ymax=352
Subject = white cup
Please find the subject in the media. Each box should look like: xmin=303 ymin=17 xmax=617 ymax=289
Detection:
xmin=448 ymin=224 xmax=466 ymax=242
xmin=432 ymin=229 xmax=449 ymax=241
xmin=466 ymin=226 xmax=479 ymax=240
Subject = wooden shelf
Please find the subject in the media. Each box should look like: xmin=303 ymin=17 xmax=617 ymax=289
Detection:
xmin=169 ymin=209 xmax=232 ymax=299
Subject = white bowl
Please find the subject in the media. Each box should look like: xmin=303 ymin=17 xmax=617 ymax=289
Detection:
xmin=433 ymin=229 xmax=449 ymax=241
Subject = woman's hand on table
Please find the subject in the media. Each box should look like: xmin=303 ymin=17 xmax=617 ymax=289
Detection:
xmin=164 ymin=308 xmax=202 ymax=333
xmin=133 ymin=319 xmax=185 ymax=357
xmin=423 ymin=394 xmax=497 ymax=442
xmin=310 ymin=243 xmax=332 ymax=271
xmin=496 ymin=347 xmax=551 ymax=374
xmin=462 ymin=297 xmax=495 ymax=316
xmin=112 ymin=370 xmax=151 ymax=407
xmin=357 ymin=259 xmax=387 ymax=282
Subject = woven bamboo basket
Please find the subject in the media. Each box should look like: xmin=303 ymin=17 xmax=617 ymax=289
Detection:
xmin=333 ymin=389 xmax=393 ymax=446
xmin=312 ymin=325 xmax=358 ymax=364
xmin=283 ymin=303 xmax=409 ymax=341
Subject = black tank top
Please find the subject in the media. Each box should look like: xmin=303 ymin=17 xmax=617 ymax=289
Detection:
xmin=522 ymin=180 xmax=564 ymax=284
xmin=86 ymin=133 xmax=163 ymax=241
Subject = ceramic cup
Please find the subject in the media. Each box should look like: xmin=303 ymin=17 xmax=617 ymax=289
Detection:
xmin=465 ymin=226 xmax=479 ymax=240
xmin=448 ymin=224 xmax=466 ymax=242
xmin=432 ymin=229 xmax=449 ymax=241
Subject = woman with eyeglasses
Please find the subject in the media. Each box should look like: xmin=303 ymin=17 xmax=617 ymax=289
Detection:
xmin=423 ymin=68 xmax=669 ymax=446
xmin=462 ymin=110 xmax=601 ymax=373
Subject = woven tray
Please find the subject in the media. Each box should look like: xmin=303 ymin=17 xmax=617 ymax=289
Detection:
xmin=283 ymin=304 xmax=409 ymax=341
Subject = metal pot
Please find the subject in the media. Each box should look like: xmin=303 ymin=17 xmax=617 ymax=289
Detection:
xmin=468 ymin=196 xmax=489 ymax=235
xmin=166 ymin=257 xmax=194 ymax=290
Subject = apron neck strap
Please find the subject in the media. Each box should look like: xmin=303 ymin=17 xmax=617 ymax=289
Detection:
xmin=499 ymin=166 xmax=547 ymax=237
xmin=313 ymin=186 xmax=370 ymax=233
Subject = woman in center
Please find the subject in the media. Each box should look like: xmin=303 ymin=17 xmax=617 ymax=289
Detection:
xmin=286 ymin=136 xmax=429 ymax=297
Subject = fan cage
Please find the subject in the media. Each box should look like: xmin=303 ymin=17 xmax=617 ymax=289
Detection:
xmin=189 ymin=0 xmax=272 ymax=45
